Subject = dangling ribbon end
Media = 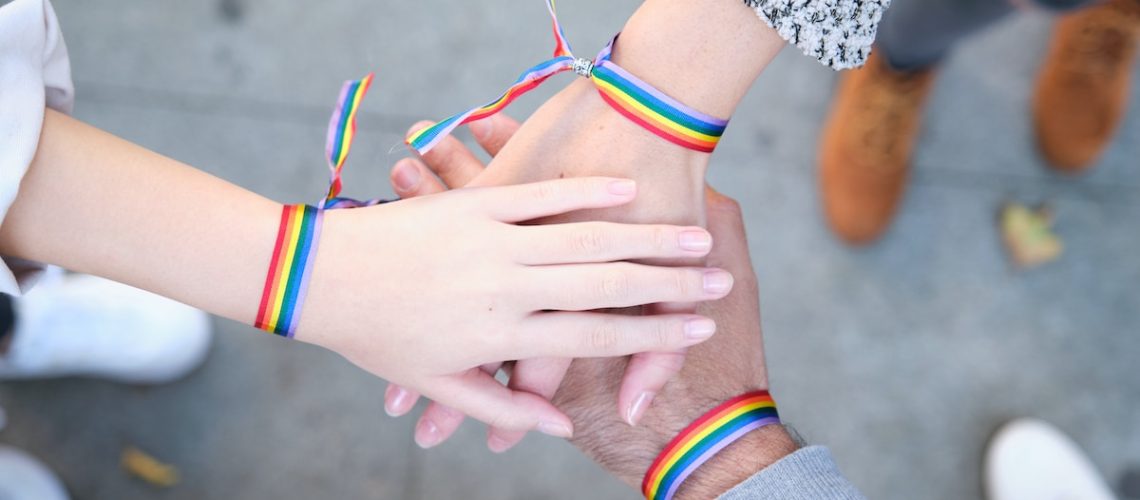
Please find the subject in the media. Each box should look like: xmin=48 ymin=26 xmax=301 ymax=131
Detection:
xmin=324 ymin=72 xmax=377 ymax=203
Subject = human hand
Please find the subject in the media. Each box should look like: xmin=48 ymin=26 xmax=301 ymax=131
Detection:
xmin=295 ymin=169 xmax=734 ymax=438
xmin=382 ymin=0 xmax=785 ymax=450
xmin=552 ymin=188 xmax=799 ymax=498
xmin=385 ymin=124 xmax=797 ymax=495
xmin=463 ymin=80 xmax=711 ymax=455
xmin=385 ymin=110 xmax=707 ymax=450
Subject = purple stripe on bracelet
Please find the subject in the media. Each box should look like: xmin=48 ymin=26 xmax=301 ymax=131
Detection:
xmin=285 ymin=209 xmax=324 ymax=338
xmin=594 ymin=37 xmax=729 ymax=127
xmin=661 ymin=416 xmax=780 ymax=500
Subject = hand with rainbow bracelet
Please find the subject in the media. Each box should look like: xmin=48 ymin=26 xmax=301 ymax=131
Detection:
xmin=553 ymin=188 xmax=800 ymax=500
xmin=384 ymin=0 xmax=787 ymax=452
xmin=388 ymin=116 xmax=798 ymax=498
xmin=1 ymin=107 xmax=741 ymax=442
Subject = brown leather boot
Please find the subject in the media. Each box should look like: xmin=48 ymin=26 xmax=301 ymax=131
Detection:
xmin=818 ymin=51 xmax=936 ymax=245
xmin=1034 ymin=0 xmax=1140 ymax=173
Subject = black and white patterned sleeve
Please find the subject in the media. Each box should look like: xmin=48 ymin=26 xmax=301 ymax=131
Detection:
xmin=743 ymin=0 xmax=889 ymax=70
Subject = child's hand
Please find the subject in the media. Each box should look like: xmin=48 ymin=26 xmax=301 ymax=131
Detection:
xmin=295 ymin=172 xmax=732 ymax=439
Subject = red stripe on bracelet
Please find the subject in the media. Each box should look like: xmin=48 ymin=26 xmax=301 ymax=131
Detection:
xmin=642 ymin=391 xmax=780 ymax=500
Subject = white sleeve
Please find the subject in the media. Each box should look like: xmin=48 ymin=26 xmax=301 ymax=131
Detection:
xmin=0 ymin=0 xmax=74 ymax=295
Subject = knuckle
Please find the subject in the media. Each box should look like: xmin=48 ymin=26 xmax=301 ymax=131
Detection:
xmin=649 ymin=225 xmax=671 ymax=253
xmin=571 ymin=226 xmax=609 ymax=255
xmin=487 ymin=410 xmax=516 ymax=430
xmin=587 ymin=320 xmax=622 ymax=351
xmin=598 ymin=270 xmax=631 ymax=301
xmin=672 ymin=269 xmax=696 ymax=298
xmin=529 ymin=182 xmax=560 ymax=203
xmin=652 ymin=320 xmax=675 ymax=349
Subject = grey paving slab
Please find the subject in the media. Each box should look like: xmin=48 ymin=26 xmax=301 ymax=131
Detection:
xmin=0 ymin=318 xmax=420 ymax=499
xmin=1 ymin=0 xmax=1138 ymax=499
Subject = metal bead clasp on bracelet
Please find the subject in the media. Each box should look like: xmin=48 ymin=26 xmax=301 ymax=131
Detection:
xmin=572 ymin=57 xmax=594 ymax=77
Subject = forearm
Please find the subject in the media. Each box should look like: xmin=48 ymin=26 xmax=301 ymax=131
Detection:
xmin=0 ymin=109 xmax=279 ymax=323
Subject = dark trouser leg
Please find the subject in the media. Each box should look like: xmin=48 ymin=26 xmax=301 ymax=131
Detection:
xmin=876 ymin=0 xmax=1100 ymax=71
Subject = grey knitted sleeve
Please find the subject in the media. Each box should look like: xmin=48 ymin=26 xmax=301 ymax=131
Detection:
xmin=742 ymin=0 xmax=889 ymax=70
xmin=717 ymin=446 xmax=868 ymax=500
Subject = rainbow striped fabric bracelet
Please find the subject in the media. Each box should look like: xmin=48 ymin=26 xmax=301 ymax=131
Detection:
xmin=405 ymin=0 xmax=728 ymax=155
xmin=641 ymin=391 xmax=780 ymax=500
xmin=254 ymin=73 xmax=387 ymax=337
xmin=255 ymin=204 xmax=323 ymax=337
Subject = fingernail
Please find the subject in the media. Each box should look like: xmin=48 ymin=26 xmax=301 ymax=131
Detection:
xmin=684 ymin=318 xmax=716 ymax=341
xmin=384 ymin=386 xmax=409 ymax=417
xmin=469 ymin=118 xmax=494 ymax=140
xmin=393 ymin=161 xmax=422 ymax=193
xmin=536 ymin=421 xmax=573 ymax=439
xmin=703 ymin=270 xmax=733 ymax=295
xmin=626 ymin=391 xmax=655 ymax=426
xmin=415 ymin=420 xmax=441 ymax=449
xmin=607 ymin=179 xmax=637 ymax=196
xmin=679 ymin=229 xmax=712 ymax=252
xmin=487 ymin=433 xmax=512 ymax=453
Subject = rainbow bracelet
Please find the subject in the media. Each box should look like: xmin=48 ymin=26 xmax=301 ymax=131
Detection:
xmin=255 ymin=204 xmax=324 ymax=337
xmin=641 ymin=391 xmax=780 ymax=500
xmin=254 ymin=73 xmax=390 ymax=337
xmin=405 ymin=0 xmax=728 ymax=156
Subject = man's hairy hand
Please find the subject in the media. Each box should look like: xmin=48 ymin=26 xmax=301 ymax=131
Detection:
xmin=553 ymin=189 xmax=799 ymax=499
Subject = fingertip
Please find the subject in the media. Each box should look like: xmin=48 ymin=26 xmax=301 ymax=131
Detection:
xmin=487 ymin=430 xmax=515 ymax=453
xmin=703 ymin=268 xmax=734 ymax=297
xmin=606 ymin=179 xmax=637 ymax=197
xmin=407 ymin=120 xmax=435 ymax=138
xmin=536 ymin=419 xmax=574 ymax=439
xmin=468 ymin=118 xmax=494 ymax=141
xmin=415 ymin=417 xmax=442 ymax=449
xmin=625 ymin=391 xmax=656 ymax=426
xmin=391 ymin=158 xmax=423 ymax=195
xmin=678 ymin=227 xmax=713 ymax=254
xmin=384 ymin=384 xmax=413 ymax=417
xmin=487 ymin=427 xmax=529 ymax=453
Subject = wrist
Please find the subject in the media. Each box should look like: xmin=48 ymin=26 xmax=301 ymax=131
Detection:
xmin=613 ymin=0 xmax=784 ymax=118
xmin=559 ymin=80 xmax=708 ymax=227
xmin=674 ymin=425 xmax=799 ymax=499
xmin=291 ymin=207 xmax=354 ymax=348
xmin=476 ymin=79 xmax=709 ymax=227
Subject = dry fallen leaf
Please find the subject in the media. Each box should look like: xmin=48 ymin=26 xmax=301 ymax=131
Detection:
xmin=122 ymin=446 xmax=179 ymax=487
xmin=1000 ymin=202 xmax=1063 ymax=269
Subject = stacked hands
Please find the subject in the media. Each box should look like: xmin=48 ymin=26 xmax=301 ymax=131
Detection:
xmin=294 ymin=77 xmax=797 ymax=497
xmin=299 ymin=79 xmax=728 ymax=442
xmin=380 ymin=111 xmax=798 ymax=496
xmin=0 ymin=0 xmax=797 ymax=497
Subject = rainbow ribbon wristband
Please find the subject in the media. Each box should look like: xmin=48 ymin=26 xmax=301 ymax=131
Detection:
xmin=405 ymin=0 xmax=728 ymax=155
xmin=255 ymin=205 xmax=324 ymax=337
xmin=255 ymin=73 xmax=389 ymax=337
xmin=641 ymin=391 xmax=780 ymax=500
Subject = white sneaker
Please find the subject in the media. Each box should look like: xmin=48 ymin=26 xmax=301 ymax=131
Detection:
xmin=0 ymin=273 xmax=212 ymax=384
xmin=985 ymin=418 xmax=1116 ymax=500
xmin=0 ymin=445 xmax=69 ymax=500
